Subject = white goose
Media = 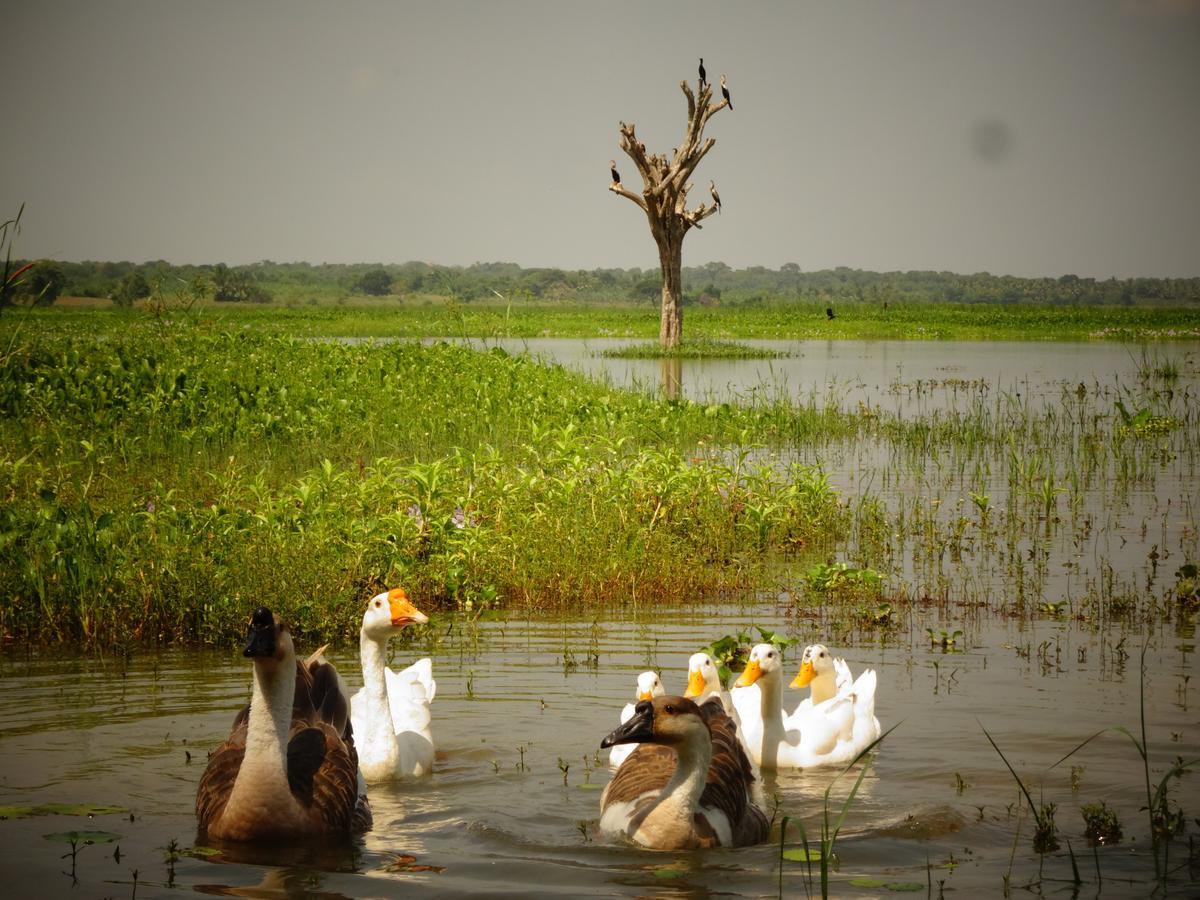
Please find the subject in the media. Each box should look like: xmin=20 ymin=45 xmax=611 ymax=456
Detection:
xmin=599 ymin=695 xmax=769 ymax=850
xmin=734 ymin=642 xmax=881 ymax=770
xmin=196 ymin=607 xmax=372 ymax=840
xmin=608 ymin=671 xmax=665 ymax=768
xmin=349 ymin=588 xmax=436 ymax=782
xmin=789 ymin=643 xmax=881 ymax=762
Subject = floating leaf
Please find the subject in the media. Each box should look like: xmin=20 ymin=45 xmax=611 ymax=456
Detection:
xmin=652 ymin=867 xmax=685 ymax=879
xmin=782 ymin=847 xmax=822 ymax=862
xmin=43 ymin=830 xmax=122 ymax=845
xmin=884 ymin=883 xmax=924 ymax=892
xmin=850 ymin=878 xmax=887 ymax=888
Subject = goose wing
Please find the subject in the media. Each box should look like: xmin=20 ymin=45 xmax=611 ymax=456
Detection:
xmin=284 ymin=723 xmax=366 ymax=832
xmin=385 ymin=657 xmax=435 ymax=734
xmin=294 ymin=654 xmax=372 ymax=830
xmin=697 ymin=699 xmax=768 ymax=846
xmin=195 ymin=718 xmax=247 ymax=833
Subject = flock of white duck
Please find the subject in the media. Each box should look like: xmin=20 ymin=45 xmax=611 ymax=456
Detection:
xmin=196 ymin=589 xmax=882 ymax=852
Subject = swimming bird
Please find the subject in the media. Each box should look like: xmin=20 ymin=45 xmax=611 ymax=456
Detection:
xmin=610 ymin=160 xmax=621 ymax=185
xmin=789 ymin=643 xmax=881 ymax=759
xmin=734 ymin=643 xmax=878 ymax=770
xmin=600 ymin=695 xmax=769 ymax=849
xmin=609 ymin=670 xmax=665 ymax=768
xmin=709 ymin=180 xmax=722 ymax=214
xmin=350 ymin=588 xmax=436 ymax=782
xmin=720 ymin=74 xmax=732 ymax=110
xmin=682 ymin=652 xmax=735 ymax=716
xmin=196 ymin=607 xmax=371 ymax=840
xmin=698 ymin=57 xmax=707 ymax=90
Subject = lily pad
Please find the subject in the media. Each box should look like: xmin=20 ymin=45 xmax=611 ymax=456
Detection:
xmin=0 ymin=803 xmax=127 ymax=820
xmin=850 ymin=878 xmax=887 ymax=888
xmin=782 ymin=847 xmax=822 ymax=863
xmin=43 ymin=830 xmax=122 ymax=845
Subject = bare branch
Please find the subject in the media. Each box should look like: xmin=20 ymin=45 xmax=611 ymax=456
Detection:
xmin=608 ymin=181 xmax=648 ymax=212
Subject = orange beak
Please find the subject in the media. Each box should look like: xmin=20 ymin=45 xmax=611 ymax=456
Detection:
xmin=735 ymin=659 xmax=763 ymax=687
xmin=387 ymin=587 xmax=429 ymax=627
xmin=790 ymin=660 xmax=816 ymax=689
xmin=683 ymin=669 xmax=707 ymax=698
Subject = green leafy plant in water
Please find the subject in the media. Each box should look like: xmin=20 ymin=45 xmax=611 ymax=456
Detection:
xmin=1173 ymin=563 xmax=1199 ymax=609
xmin=1114 ymin=399 xmax=1179 ymax=438
xmin=1080 ymin=800 xmax=1123 ymax=846
xmin=926 ymin=628 xmax=963 ymax=652
xmin=805 ymin=561 xmax=883 ymax=595
xmin=701 ymin=625 xmax=798 ymax=689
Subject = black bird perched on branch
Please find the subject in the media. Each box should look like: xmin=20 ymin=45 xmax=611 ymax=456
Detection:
xmin=709 ymin=180 xmax=722 ymax=214
xmin=610 ymin=160 xmax=621 ymax=185
xmin=721 ymin=74 xmax=732 ymax=110
xmin=698 ymin=58 xmax=707 ymax=90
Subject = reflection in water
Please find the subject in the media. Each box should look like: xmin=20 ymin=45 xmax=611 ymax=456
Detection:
xmin=194 ymin=866 xmax=354 ymax=898
xmin=659 ymin=356 xmax=682 ymax=400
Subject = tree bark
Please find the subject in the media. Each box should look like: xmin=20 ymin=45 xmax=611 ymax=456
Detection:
xmin=607 ymin=79 xmax=730 ymax=349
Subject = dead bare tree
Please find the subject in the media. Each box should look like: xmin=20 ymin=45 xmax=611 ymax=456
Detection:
xmin=608 ymin=75 xmax=731 ymax=348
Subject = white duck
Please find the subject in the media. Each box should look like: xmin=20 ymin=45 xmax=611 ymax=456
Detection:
xmin=349 ymin=587 xmax=436 ymax=782
xmin=789 ymin=643 xmax=881 ymax=761
xmin=682 ymin=652 xmax=738 ymax=720
xmin=608 ymin=671 xmax=665 ymax=768
xmin=733 ymin=642 xmax=881 ymax=771
xmin=599 ymin=695 xmax=769 ymax=849
xmin=196 ymin=607 xmax=372 ymax=839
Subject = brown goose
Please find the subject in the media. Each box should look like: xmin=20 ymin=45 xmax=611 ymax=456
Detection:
xmin=599 ymin=695 xmax=769 ymax=850
xmin=196 ymin=607 xmax=372 ymax=840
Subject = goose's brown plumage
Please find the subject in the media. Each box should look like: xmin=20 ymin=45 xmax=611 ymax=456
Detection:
xmin=196 ymin=610 xmax=371 ymax=840
xmin=600 ymin=696 xmax=768 ymax=849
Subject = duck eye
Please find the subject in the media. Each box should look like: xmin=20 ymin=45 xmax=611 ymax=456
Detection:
xmin=665 ymin=705 xmax=675 ymax=714
xmin=375 ymin=600 xmax=382 ymax=607
xmin=819 ymin=651 xmax=825 ymax=657
xmin=767 ymin=652 xmax=774 ymax=658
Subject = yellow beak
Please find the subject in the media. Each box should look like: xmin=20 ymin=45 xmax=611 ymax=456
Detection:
xmin=388 ymin=588 xmax=429 ymax=627
xmin=736 ymin=659 xmax=763 ymax=687
xmin=637 ymin=690 xmax=654 ymax=701
xmin=790 ymin=660 xmax=816 ymax=689
xmin=684 ymin=670 xmax=707 ymax=698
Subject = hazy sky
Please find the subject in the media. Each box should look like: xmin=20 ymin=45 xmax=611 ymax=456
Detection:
xmin=5 ymin=0 xmax=1199 ymax=278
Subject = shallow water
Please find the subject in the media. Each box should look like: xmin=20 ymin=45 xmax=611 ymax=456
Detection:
xmin=446 ymin=336 xmax=1200 ymax=414
xmin=0 ymin=603 xmax=1196 ymax=898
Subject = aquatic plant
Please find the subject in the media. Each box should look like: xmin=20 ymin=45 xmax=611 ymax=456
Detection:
xmin=1080 ymin=801 xmax=1122 ymax=846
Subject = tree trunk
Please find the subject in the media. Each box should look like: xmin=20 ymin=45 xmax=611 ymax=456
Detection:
xmin=658 ymin=235 xmax=683 ymax=348
xmin=606 ymin=78 xmax=731 ymax=352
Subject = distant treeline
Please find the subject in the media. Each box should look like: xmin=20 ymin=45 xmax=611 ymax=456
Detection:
xmin=8 ymin=258 xmax=1200 ymax=307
